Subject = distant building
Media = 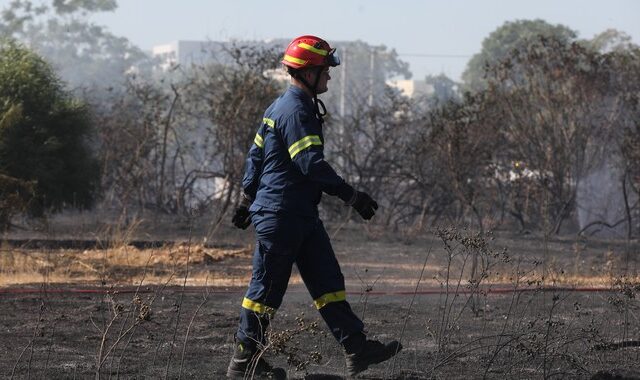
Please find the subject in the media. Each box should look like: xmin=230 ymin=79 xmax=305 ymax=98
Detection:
xmin=386 ymin=79 xmax=434 ymax=98
xmin=152 ymin=41 xmax=226 ymax=71
xmin=152 ymin=39 xmax=418 ymax=114
xmin=151 ymin=39 xmax=289 ymax=72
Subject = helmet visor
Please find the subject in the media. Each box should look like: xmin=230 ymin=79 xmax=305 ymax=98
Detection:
xmin=327 ymin=48 xmax=340 ymax=67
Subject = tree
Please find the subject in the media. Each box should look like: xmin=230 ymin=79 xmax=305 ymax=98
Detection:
xmin=0 ymin=0 xmax=147 ymax=89
xmin=427 ymin=92 xmax=501 ymax=232
xmin=0 ymin=40 xmax=98 ymax=226
xmin=423 ymin=73 xmax=460 ymax=106
xmin=462 ymin=19 xmax=577 ymax=91
xmin=182 ymin=47 xmax=283 ymax=219
xmin=325 ymin=86 xmax=421 ymax=227
xmin=486 ymin=36 xmax=613 ymax=233
xmin=95 ymin=44 xmax=284 ymax=223
xmin=95 ymin=76 xmax=179 ymax=216
xmin=621 ymin=119 xmax=640 ymax=238
xmin=586 ymin=29 xmax=638 ymax=53
xmin=612 ymin=48 xmax=640 ymax=238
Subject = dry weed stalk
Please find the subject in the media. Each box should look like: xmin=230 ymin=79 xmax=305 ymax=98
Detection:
xmin=388 ymin=237 xmax=434 ymax=378
xmin=353 ymin=266 xmax=384 ymax=323
xmin=178 ymin=277 xmax=211 ymax=379
xmin=425 ymin=226 xmax=586 ymax=378
xmin=10 ymin=299 xmax=45 ymax=380
xmin=164 ymin=223 xmax=194 ymax=379
xmin=419 ymin=226 xmax=640 ymax=378
xmin=262 ymin=314 xmax=325 ymax=375
xmin=92 ymin=218 xmax=181 ymax=379
xmin=432 ymin=227 xmax=510 ymax=351
xmin=229 ymin=313 xmax=327 ymax=379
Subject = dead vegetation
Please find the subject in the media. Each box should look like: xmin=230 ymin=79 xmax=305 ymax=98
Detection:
xmin=0 ymin=242 xmax=252 ymax=286
xmin=2 ymin=224 xmax=638 ymax=379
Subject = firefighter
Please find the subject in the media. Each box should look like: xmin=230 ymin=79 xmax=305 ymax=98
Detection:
xmin=227 ymin=35 xmax=402 ymax=379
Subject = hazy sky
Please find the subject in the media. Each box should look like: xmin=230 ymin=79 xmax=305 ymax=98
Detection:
xmin=76 ymin=0 xmax=640 ymax=80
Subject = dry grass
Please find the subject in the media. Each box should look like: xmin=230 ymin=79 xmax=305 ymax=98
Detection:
xmin=0 ymin=244 xmax=257 ymax=286
xmin=2 ymin=243 xmax=637 ymax=289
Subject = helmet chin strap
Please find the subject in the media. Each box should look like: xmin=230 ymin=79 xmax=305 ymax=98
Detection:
xmin=295 ymin=66 xmax=327 ymax=123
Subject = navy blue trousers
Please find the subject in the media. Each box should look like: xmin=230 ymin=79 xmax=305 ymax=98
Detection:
xmin=235 ymin=210 xmax=364 ymax=348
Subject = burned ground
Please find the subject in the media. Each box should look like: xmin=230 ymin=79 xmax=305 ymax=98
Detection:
xmin=1 ymin=223 xmax=639 ymax=379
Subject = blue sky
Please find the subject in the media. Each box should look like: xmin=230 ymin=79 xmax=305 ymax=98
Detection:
xmin=66 ymin=0 xmax=640 ymax=80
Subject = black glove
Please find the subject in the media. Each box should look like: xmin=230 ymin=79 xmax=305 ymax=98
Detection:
xmin=348 ymin=191 xmax=378 ymax=220
xmin=231 ymin=195 xmax=252 ymax=229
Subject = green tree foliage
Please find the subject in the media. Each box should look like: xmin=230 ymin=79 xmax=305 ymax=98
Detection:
xmin=0 ymin=0 xmax=147 ymax=88
xmin=462 ymin=19 xmax=577 ymax=91
xmin=51 ymin=0 xmax=117 ymax=14
xmin=0 ymin=40 xmax=98 ymax=223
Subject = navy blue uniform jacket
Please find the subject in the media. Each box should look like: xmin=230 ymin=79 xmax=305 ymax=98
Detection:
xmin=242 ymin=85 xmax=353 ymax=217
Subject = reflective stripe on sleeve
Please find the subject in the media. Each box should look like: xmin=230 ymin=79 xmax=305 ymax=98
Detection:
xmin=254 ymin=133 xmax=264 ymax=148
xmin=297 ymin=42 xmax=328 ymax=56
xmin=288 ymin=135 xmax=322 ymax=159
xmin=313 ymin=290 xmax=346 ymax=309
xmin=242 ymin=297 xmax=276 ymax=317
xmin=263 ymin=118 xmax=275 ymax=128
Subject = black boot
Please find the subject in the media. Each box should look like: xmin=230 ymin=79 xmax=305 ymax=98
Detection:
xmin=344 ymin=336 xmax=402 ymax=377
xmin=226 ymin=342 xmax=287 ymax=379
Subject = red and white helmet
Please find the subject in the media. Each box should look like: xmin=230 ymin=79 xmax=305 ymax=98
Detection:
xmin=281 ymin=35 xmax=340 ymax=70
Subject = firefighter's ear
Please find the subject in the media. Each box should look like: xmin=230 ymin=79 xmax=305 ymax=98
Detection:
xmin=301 ymin=69 xmax=315 ymax=82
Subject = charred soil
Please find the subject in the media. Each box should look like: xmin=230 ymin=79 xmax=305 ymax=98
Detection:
xmin=1 ymin=224 xmax=639 ymax=379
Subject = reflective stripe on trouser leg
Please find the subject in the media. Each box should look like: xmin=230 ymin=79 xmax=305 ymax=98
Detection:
xmin=236 ymin=211 xmax=301 ymax=348
xmin=314 ymin=290 xmax=346 ymax=309
xmin=242 ymin=297 xmax=276 ymax=317
xmin=237 ymin=297 xmax=278 ymax=349
xmin=296 ymin=219 xmax=364 ymax=343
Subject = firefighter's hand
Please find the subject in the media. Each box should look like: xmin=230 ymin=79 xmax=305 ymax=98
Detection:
xmin=231 ymin=196 xmax=252 ymax=229
xmin=349 ymin=191 xmax=378 ymax=220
